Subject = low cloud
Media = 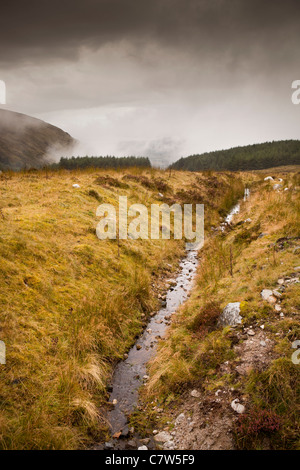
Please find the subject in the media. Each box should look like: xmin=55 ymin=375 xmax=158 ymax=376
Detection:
xmin=117 ymin=137 xmax=185 ymax=167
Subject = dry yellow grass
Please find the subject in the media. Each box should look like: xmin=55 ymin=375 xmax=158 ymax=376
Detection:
xmin=0 ymin=167 xmax=244 ymax=449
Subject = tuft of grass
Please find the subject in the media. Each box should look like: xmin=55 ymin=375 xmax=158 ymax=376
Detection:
xmin=242 ymin=358 xmax=300 ymax=449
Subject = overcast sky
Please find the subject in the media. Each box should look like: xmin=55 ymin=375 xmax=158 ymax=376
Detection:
xmin=1 ymin=0 xmax=300 ymax=166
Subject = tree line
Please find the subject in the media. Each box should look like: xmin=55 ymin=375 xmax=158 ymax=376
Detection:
xmin=169 ymin=140 xmax=300 ymax=171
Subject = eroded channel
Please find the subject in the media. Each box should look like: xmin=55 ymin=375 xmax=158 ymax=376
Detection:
xmin=96 ymin=189 xmax=249 ymax=450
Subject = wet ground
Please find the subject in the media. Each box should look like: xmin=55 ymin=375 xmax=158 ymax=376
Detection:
xmin=94 ymin=190 xmax=249 ymax=450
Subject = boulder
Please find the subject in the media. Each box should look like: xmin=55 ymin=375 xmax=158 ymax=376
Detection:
xmin=218 ymin=302 xmax=242 ymax=327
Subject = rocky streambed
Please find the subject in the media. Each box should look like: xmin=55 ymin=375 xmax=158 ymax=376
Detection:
xmin=95 ymin=191 xmax=250 ymax=451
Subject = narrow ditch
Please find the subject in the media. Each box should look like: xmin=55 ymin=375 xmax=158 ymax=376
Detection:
xmin=95 ymin=189 xmax=250 ymax=450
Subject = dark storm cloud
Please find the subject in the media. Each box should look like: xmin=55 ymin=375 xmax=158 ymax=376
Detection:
xmin=1 ymin=0 xmax=299 ymax=163
xmin=1 ymin=0 xmax=300 ymax=67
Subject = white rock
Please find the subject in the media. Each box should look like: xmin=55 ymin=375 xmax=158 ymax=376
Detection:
xmin=190 ymin=389 xmax=201 ymax=398
xmin=153 ymin=431 xmax=172 ymax=444
xmin=264 ymin=176 xmax=274 ymax=181
xmin=247 ymin=330 xmax=255 ymax=336
xmin=112 ymin=399 xmax=118 ymax=405
xmin=138 ymin=445 xmax=148 ymax=450
xmin=231 ymin=399 xmax=245 ymax=414
xmin=261 ymin=289 xmax=276 ymax=304
xmin=275 ymin=304 xmax=282 ymax=312
xmin=72 ymin=184 xmax=80 ymax=188
xmin=260 ymin=341 xmax=266 ymax=347
xmin=260 ymin=324 xmax=265 ymax=329
xmin=218 ymin=302 xmax=242 ymax=327
xmin=175 ymin=413 xmax=185 ymax=426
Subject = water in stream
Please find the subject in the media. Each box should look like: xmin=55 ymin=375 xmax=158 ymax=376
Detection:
xmin=97 ymin=189 xmax=249 ymax=449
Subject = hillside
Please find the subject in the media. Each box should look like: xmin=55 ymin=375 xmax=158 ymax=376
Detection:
xmin=170 ymin=140 xmax=300 ymax=172
xmin=0 ymin=109 xmax=75 ymax=170
xmin=0 ymin=167 xmax=244 ymax=449
xmin=143 ymin=172 xmax=300 ymax=450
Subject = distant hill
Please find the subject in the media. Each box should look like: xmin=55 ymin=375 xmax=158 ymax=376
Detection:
xmin=170 ymin=140 xmax=300 ymax=172
xmin=0 ymin=108 xmax=75 ymax=170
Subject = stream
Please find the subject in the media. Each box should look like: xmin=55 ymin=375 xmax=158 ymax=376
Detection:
xmin=96 ymin=189 xmax=249 ymax=450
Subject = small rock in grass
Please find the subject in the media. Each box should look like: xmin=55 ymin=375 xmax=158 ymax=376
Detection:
xmin=274 ymin=304 xmax=282 ymax=312
xmin=247 ymin=330 xmax=255 ymax=336
xmin=218 ymin=302 xmax=242 ymax=327
xmin=260 ymin=341 xmax=267 ymax=347
xmin=138 ymin=445 xmax=148 ymax=450
xmin=190 ymin=389 xmax=201 ymax=398
xmin=231 ymin=399 xmax=245 ymax=414
xmin=261 ymin=289 xmax=277 ymax=304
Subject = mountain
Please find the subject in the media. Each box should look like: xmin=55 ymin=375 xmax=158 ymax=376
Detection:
xmin=170 ymin=140 xmax=300 ymax=172
xmin=0 ymin=108 xmax=75 ymax=170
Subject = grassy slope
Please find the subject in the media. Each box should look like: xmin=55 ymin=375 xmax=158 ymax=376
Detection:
xmin=146 ymin=171 xmax=300 ymax=449
xmin=0 ymin=167 xmax=244 ymax=449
